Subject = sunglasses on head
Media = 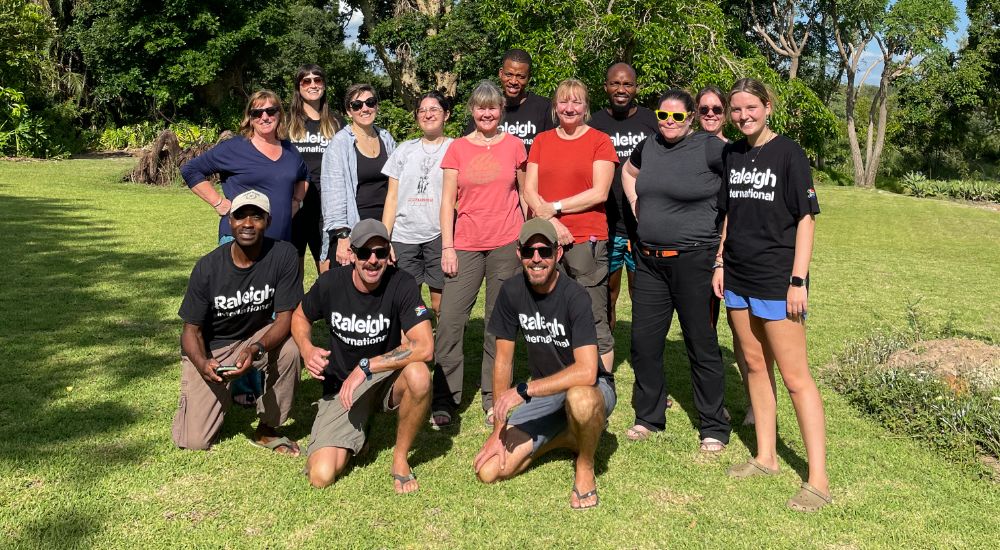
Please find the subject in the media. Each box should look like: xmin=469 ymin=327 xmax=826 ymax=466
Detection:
xmin=519 ymin=245 xmax=554 ymax=259
xmin=249 ymin=106 xmax=280 ymax=118
xmin=655 ymin=110 xmax=688 ymax=123
xmin=349 ymin=97 xmax=379 ymax=111
xmin=353 ymin=246 xmax=390 ymax=261
xmin=300 ymin=76 xmax=324 ymax=86
xmin=699 ymin=105 xmax=724 ymax=116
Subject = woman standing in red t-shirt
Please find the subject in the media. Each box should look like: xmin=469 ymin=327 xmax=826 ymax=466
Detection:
xmin=431 ymin=80 xmax=527 ymax=429
xmin=522 ymin=78 xmax=618 ymax=370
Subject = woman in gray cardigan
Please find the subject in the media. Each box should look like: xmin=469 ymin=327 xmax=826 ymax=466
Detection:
xmin=320 ymin=83 xmax=397 ymax=268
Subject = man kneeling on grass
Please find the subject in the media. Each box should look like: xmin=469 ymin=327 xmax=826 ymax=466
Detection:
xmin=474 ymin=218 xmax=617 ymax=509
xmin=172 ymin=190 xmax=303 ymax=455
xmin=291 ymin=219 xmax=433 ymax=493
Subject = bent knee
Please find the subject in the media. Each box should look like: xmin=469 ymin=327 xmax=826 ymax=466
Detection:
xmin=401 ymin=362 xmax=431 ymax=396
xmin=476 ymin=461 xmax=505 ymax=484
xmin=308 ymin=462 xmax=337 ymax=489
xmin=565 ymin=386 xmax=603 ymax=419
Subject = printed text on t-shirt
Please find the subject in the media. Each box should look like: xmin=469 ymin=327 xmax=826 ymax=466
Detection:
xmin=214 ymin=285 xmax=275 ymax=317
xmin=330 ymin=312 xmax=391 ymax=346
xmin=518 ymin=311 xmax=570 ymax=347
xmin=729 ymin=167 xmax=777 ymax=202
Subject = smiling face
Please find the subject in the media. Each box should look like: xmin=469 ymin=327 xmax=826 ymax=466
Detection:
xmin=657 ymin=98 xmax=693 ymax=143
xmin=519 ymin=235 xmax=562 ymax=289
xmin=604 ymin=65 xmax=638 ymax=114
xmin=499 ymin=60 xmax=530 ymax=101
xmin=471 ymin=101 xmax=502 ymax=134
xmin=348 ymin=90 xmax=378 ymax=129
xmin=697 ymin=91 xmax=725 ymax=135
xmin=555 ymin=91 xmax=587 ymax=129
xmin=250 ymin=98 xmax=279 ymax=139
xmin=299 ymin=73 xmax=325 ymax=103
xmin=417 ymin=96 xmax=448 ymax=137
xmin=351 ymin=237 xmax=390 ymax=289
xmin=228 ymin=206 xmax=269 ymax=247
xmin=729 ymin=91 xmax=771 ymax=139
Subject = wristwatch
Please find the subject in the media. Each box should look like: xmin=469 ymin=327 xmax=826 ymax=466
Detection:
xmin=789 ymin=276 xmax=806 ymax=287
xmin=552 ymin=201 xmax=563 ymax=216
xmin=516 ymin=381 xmax=532 ymax=403
xmin=359 ymin=357 xmax=373 ymax=380
xmin=251 ymin=342 xmax=266 ymax=361
xmin=334 ymin=227 xmax=351 ymax=240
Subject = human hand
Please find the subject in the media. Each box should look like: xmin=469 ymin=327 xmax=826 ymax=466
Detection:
xmin=223 ymin=346 xmax=255 ymax=381
xmin=473 ymin=429 xmax=507 ymax=474
xmin=214 ymin=198 xmax=232 ymax=217
xmin=441 ymin=248 xmax=458 ymax=277
xmin=712 ymin=267 xmax=724 ymax=299
xmin=291 ymin=200 xmax=301 ymax=218
xmin=196 ymin=357 xmax=224 ymax=384
xmin=303 ymin=345 xmax=330 ymax=380
xmin=339 ymin=366 xmax=368 ymax=410
xmin=335 ymin=239 xmax=352 ymax=266
xmin=787 ymin=285 xmax=808 ymax=321
xmin=318 ymin=259 xmax=331 ymax=274
xmin=534 ymin=201 xmax=556 ymax=219
xmin=549 ymin=218 xmax=574 ymax=246
xmin=492 ymin=387 xmax=525 ymax=425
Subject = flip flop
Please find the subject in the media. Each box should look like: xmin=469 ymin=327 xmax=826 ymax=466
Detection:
xmin=626 ymin=424 xmax=653 ymax=441
xmin=571 ymin=486 xmax=599 ymax=510
xmin=700 ymin=437 xmax=726 ymax=454
xmin=727 ymin=457 xmax=779 ymax=478
xmin=251 ymin=435 xmax=300 ymax=457
xmin=787 ymin=482 xmax=832 ymax=512
xmin=429 ymin=410 xmax=452 ymax=430
xmin=391 ymin=471 xmax=418 ymax=494
xmin=484 ymin=407 xmax=495 ymax=427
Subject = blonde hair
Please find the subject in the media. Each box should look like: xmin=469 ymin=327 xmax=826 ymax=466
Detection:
xmin=238 ymin=90 xmax=287 ymax=139
xmin=551 ymin=78 xmax=591 ymax=124
xmin=729 ymin=78 xmax=774 ymax=109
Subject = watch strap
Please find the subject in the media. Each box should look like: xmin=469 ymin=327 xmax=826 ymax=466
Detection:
xmin=516 ymin=381 xmax=531 ymax=402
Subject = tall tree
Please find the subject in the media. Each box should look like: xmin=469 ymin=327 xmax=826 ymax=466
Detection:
xmin=749 ymin=0 xmax=820 ymax=79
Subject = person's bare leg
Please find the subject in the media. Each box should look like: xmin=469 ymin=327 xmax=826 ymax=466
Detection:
xmin=729 ymin=309 xmax=779 ymax=471
xmin=564 ymin=385 xmax=606 ymax=508
xmin=389 ymin=362 xmax=431 ymax=493
xmin=762 ymin=318 xmax=829 ymax=495
xmin=608 ymin=268 xmax=623 ymax=332
xmin=429 ymin=288 xmax=442 ymax=320
xmin=306 ymin=446 xmax=351 ymax=488
xmin=475 ymin=428 xmax=535 ymax=484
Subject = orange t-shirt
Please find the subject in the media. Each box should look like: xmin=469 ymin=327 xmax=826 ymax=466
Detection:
xmin=528 ymin=127 xmax=619 ymax=243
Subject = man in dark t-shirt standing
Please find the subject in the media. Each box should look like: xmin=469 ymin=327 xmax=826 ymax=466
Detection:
xmin=465 ymin=48 xmax=554 ymax=151
xmin=172 ymin=190 xmax=303 ymax=455
xmin=473 ymin=218 xmax=617 ymax=510
xmin=589 ymin=62 xmax=659 ymax=331
xmin=291 ymin=219 xmax=433 ymax=494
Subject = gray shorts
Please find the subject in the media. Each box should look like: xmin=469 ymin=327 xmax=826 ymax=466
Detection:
xmin=508 ymin=376 xmax=617 ymax=454
xmin=307 ymin=369 xmax=401 ymax=456
xmin=393 ymin=236 xmax=444 ymax=290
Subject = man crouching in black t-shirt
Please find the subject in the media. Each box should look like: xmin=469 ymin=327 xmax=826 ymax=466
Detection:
xmin=172 ymin=190 xmax=304 ymax=455
xmin=291 ymin=219 xmax=433 ymax=493
xmin=473 ymin=218 xmax=617 ymax=510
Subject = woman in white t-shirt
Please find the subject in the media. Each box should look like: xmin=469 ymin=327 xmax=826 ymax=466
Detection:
xmin=381 ymin=91 xmax=453 ymax=317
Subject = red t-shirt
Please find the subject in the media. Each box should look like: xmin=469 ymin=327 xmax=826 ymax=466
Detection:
xmin=528 ymin=127 xmax=618 ymax=243
xmin=440 ymin=133 xmax=527 ymax=251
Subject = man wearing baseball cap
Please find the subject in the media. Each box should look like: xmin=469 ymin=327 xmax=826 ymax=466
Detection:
xmin=473 ymin=218 xmax=616 ymax=509
xmin=172 ymin=190 xmax=304 ymax=454
xmin=291 ymin=219 xmax=434 ymax=493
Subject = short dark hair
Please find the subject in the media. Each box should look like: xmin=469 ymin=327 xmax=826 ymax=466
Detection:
xmin=696 ymin=86 xmax=728 ymax=111
xmin=657 ymin=88 xmax=695 ymax=113
xmin=344 ymin=83 xmax=378 ymax=112
xmin=502 ymin=49 xmax=533 ymax=69
xmin=414 ymin=90 xmax=452 ymax=120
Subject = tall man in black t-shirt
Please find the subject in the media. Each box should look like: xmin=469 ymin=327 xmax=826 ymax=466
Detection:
xmin=172 ymin=190 xmax=304 ymax=455
xmin=473 ymin=218 xmax=617 ymax=510
xmin=465 ymin=49 xmax=554 ymax=151
xmin=291 ymin=219 xmax=434 ymax=493
xmin=589 ymin=62 xmax=659 ymax=332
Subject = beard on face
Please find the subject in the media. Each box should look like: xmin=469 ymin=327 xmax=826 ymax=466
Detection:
xmin=609 ymin=100 xmax=634 ymax=118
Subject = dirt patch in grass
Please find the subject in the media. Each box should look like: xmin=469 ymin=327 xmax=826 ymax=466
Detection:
xmin=886 ymin=338 xmax=1000 ymax=392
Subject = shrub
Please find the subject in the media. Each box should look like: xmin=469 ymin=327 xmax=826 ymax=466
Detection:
xmin=899 ymin=174 xmax=1000 ymax=202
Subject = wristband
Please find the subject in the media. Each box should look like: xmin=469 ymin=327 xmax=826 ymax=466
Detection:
xmin=552 ymin=201 xmax=563 ymax=215
xmin=712 ymin=262 xmax=724 ymax=270
xmin=212 ymin=197 xmax=224 ymax=208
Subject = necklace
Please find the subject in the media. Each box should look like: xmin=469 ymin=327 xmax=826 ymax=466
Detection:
xmin=477 ymin=131 xmax=500 ymax=149
xmin=353 ymin=124 xmax=379 ymax=157
xmin=420 ymin=136 xmax=446 ymax=155
xmin=750 ymin=130 xmax=775 ymax=164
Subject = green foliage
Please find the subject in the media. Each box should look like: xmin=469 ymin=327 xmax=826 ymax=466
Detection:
xmin=899 ymin=176 xmax=1000 ymax=202
xmin=0 ymin=0 xmax=56 ymax=100
xmin=97 ymin=120 xmax=223 ymax=151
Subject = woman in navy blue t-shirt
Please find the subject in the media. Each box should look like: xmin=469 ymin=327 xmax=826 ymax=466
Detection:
xmin=182 ymin=90 xmax=309 ymax=244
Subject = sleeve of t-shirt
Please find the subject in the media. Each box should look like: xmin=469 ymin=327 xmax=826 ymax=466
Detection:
xmin=718 ymin=143 xmax=733 ymax=213
xmin=783 ymin=142 xmax=821 ymax=219
xmin=566 ymin=286 xmax=598 ymax=349
xmin=180 ymin=141 xmax=226 ymax=188
xmin=394 ymin=273 xmax=430 ymax=333
xmin=487 ymin=283 xmax=519 ymax=341
xmin=178 ymin=260 xmax=210 ymax=326
xmin=273 ymin=245 xmax=304 ymax=312
xmin=440 ymin=140 xmax=461 ymax=171
xmin=300 ymin=273 xmax=330 ymax=323
xmin=594 ymin=132 xmax=619 ymax=164
xmin=526 ymin=133 xmax=542 ymax=165
xmin=513 ymin=138 xmax=528 ymax=169
xmin=705 ymin=136 xmax=725 ymax=176
xmin=381 ymin=142 xmax=407 ymax=179
xmin=628 ymin=139 xmax=647 ymax=170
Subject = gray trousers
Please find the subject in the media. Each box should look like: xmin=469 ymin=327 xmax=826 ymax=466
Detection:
xmin=432 ymin=241 xmax=521 ymax=414
xmin=560 ymin=240 xmax=613 ymax=357
xmin=171 ymin=324 xmax=300 ymax=450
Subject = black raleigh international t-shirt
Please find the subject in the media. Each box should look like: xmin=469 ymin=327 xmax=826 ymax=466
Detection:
xmin=720 ymin=134 xmax=821 ymax=300
xmin=589 ymin=106 xmax=659 ymax=240
xmin=178 ymin=239 xmax=304 ymax=350
xmin=489 ymin=273 xmax=611 ymax=382
xmin=300 ymin=264 xmax=430 ymax=396
xmin=465 ymin=91 xmax=554 ymax=152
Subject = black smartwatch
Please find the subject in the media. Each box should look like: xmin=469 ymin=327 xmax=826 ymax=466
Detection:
xmin=359 ymin=357 xmax=373 ymax=380
xmin=250 ymin=342 xmax=266 ymax=361
xmin=789 ymin=276 xmax=806 ymax=288
xmin=516 ymin=381 xmax=531 ymax=402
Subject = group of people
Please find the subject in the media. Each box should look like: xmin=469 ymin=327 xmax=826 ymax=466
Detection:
xmin=172 ymin=49 xmax=831 ymax=512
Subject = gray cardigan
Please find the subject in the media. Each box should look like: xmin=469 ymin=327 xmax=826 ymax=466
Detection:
xmin=319 ymin=124 xmax=397 ymax=259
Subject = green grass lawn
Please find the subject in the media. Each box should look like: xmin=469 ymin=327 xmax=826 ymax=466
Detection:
xmin=1 ymin=159 xmax=998 ymax=548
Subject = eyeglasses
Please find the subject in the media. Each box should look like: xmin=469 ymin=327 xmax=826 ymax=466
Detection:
xmin=699 ymin=105 xmax=724 ymax=116
xmin=300 ymin=76 xmax=324 ymax=86
xmin=417 ymin=106 xmax=443 ymax=115
xmin=353 ymin=246 xmax=390 ymax=261
xmin=250 ymin=107 xmax=280 ymax=118
xmin=655 ymin=110 xmax=689 ymax=123
xmin=519 ymin=245 xmax=554 ymax=259
xmin=349 ymin=97 xmax=379 ymax=111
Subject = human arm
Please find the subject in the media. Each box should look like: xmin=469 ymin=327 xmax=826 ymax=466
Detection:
xmin=182 ymin=145 xmax=232 ymax=216
xmin=291 ymin=180 xmax=307 ymax=218
xmin=787 ymin=214 xmax=815 ymax=319
xmin=291 ymin=304 xmax=329 ymax=380
xmin=319 ymin=132 xmax=351 ymax=263
xmin=189 ymin=181 xmax=232 ymax=217
xmin=712 ymin=215 xmax=728 ymax=299
xmin=440 ymin=168 xmax=459 ymax=277
xmin=543 ymin=159 xmax=614 ymax=215
xmin=621 ymin=159 xmax=640 ymax=218
xmin=180 ymin=323 xmax=225 ymax=384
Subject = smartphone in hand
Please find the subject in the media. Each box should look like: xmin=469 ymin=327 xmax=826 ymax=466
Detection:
xmin=214 ymin=365 xmax=238 ymax=377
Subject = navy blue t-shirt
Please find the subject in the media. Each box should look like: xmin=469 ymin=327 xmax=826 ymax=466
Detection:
xmin=181 ymin=137 xmax=308 ymax=242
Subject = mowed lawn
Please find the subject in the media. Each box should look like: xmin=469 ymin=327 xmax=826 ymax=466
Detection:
xmin=0 ymin=158 xmax=998 ymax=549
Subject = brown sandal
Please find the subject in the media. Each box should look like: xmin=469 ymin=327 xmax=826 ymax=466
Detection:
xmin=727 ymin=457 xmax=778 ymax=478
xmin=787 ymin=482 xmax=832 ymax=512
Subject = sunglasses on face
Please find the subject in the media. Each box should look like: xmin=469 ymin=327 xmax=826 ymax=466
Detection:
xmin=349 ymin=97 xmax=379 ymax=111
xmin=699 ymin=105 xmax=724 ymax=116
xmin=353 ymin=246 xmax=390 ymax=261
xmin=300 ymin=76 xmax=324 ymax=86
xmin=655 ymin=110 xmax=689 ymax=123
xmin=250 ymin=107 xmax=280 ymax=118
xmin=519 ymin=245 xmax=554 ymax=259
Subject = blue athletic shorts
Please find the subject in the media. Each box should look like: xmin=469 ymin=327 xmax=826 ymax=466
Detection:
xmin=608 ymin=235 xmax=635 ymax=273
xmin=508 ymin=376 xmax=617 ymax=454
xmin=723 ymin=289 xmax=801 ymax=321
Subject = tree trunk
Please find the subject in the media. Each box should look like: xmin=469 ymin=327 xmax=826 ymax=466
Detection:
xmin=788 ymin=54 xmax=799 ymax=79
xmin=843 ymin=71 xmax=866 ymax=187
